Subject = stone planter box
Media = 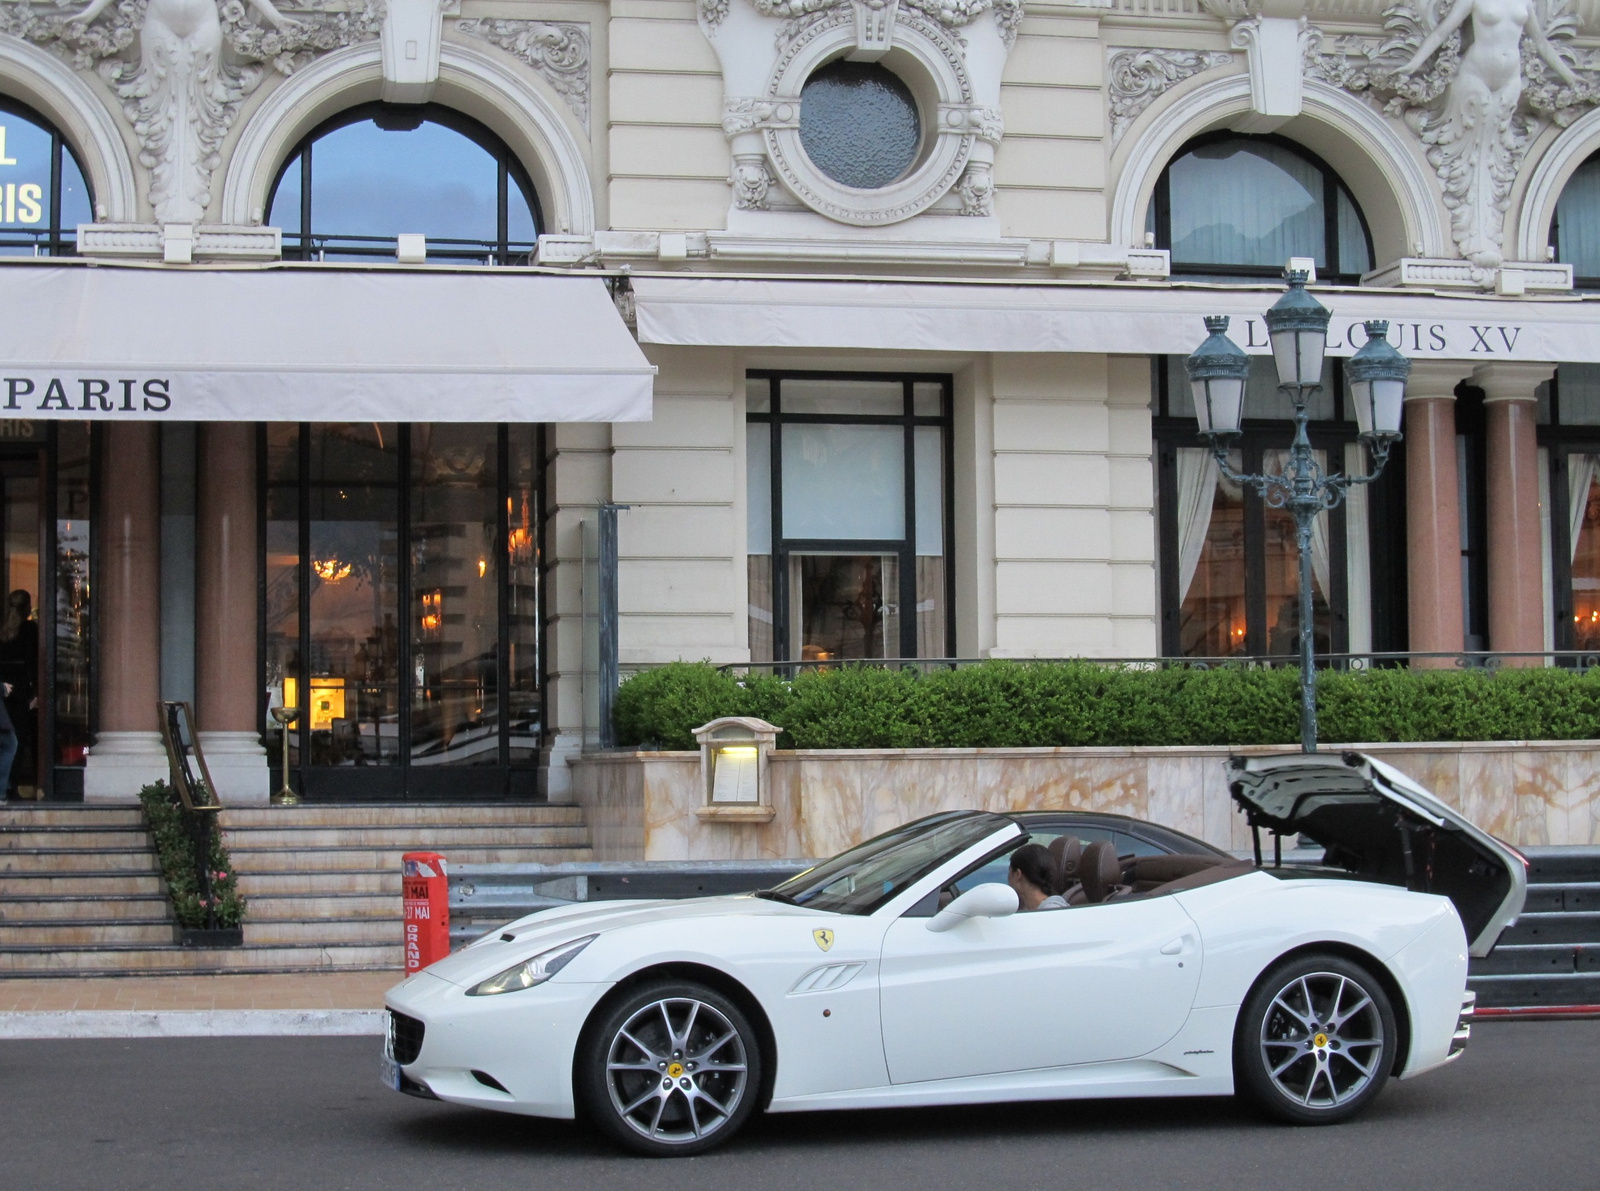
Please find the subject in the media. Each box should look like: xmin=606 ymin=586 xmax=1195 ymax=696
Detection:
xmin=570 ymin=740 xmax=1600 ymax=862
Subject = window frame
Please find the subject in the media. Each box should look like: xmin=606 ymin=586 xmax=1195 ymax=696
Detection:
xmin=1538 ymin=372 xmax=1600 ymax=649
xmin=265 ymin=102 xmax=544 ymax=265
xmin=1549 ymin=153 xmax=1600 ymax=290
xmin=256 ymin=422 xmax=545 ymax=801
xmin=1152 ymin=356 xmax=1407 ymax=658
xmin=0 ymin=96 xmax=93 ymax=257
xmin=1151 ymin=132 xmax=1375 ymax=285
xmin=748 ymin=370 xmax=955 ymax=662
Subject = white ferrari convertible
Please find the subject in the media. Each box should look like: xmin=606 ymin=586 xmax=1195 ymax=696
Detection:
xmin=383 ymin=752 xmax=1524 ymax=1155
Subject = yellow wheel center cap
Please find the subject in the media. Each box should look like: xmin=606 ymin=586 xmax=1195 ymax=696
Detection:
xmin=667 ymin=1062 xmax=685 ymax=1079
xmin=1313 ymin=1033 xmax=1329 ymax=1049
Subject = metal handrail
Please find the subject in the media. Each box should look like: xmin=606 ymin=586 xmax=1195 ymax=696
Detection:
xmin=716 ymin=651 xmax=1600 ymax=676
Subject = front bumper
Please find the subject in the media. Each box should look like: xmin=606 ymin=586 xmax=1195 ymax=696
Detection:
xmin=383 ymin=969 xmax=611 ymax=1119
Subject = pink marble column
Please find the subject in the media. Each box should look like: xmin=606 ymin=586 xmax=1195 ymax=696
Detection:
xmin=196 ymin=423 xmax=268 ymax=799
xmin=85 ymin=423 xmax=167 ymax=800
xmin=1404 ymin=363 xmax=1468 ymax=663
xmin=1474 ymin=363 xmax=1553 ymax=663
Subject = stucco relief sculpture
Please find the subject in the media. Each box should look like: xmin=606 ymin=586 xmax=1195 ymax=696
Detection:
xmin=700 ymin=0 xmax=1017 ymax=226
xmin=0 ymin=0 xmax=381 ymax=224
xmin=1106 ymin=47 xmax=1233 ymax=144
xmin=1310 ymin=0 xmax=1600 ymax=268
xmin=453 ymin=20 xmax=590 ymax=129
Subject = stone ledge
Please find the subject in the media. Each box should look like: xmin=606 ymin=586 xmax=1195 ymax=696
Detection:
xmin=695 ymin=805 xmax=777 ymax=822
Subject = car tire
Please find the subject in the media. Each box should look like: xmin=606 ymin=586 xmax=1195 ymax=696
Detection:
xmin=1234 ymin=952 xmax=1399 ymax=1126
xmin=575 ymin=979 xmax=763 ymax=1156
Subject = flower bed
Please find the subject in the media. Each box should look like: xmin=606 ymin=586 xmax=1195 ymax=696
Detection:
xmin=614 ymin=661 xmax=1600 ymax=751
xmin=137 ymin=780 xmax=245 ymax=932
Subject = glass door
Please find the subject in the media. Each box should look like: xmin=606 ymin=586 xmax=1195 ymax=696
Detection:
xmin=0 ymin=455 xmax=42 ymax=800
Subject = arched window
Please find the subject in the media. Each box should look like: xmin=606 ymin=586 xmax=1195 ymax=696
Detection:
xmin=0 ymin=97 xmax=93 ymax=257
xmin=268 ymin=104 xmax=542 ymax=264
xmin=1148 ymin=134 xmax=1373 ymax=283
xmin=1551 ymin=152 xmax=1600 ymax=288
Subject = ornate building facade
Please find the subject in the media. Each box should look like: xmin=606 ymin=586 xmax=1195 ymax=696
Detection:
xmin=3 ymin=0 xmax=1600 ymax=803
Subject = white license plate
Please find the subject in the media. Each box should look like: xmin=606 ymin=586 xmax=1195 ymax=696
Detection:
xmin=380 ymin=1054 xmax=402 ymax=1092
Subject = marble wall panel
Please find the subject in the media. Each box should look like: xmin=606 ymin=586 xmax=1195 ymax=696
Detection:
xmin=571 ymin=743 xmax=1600 ymax=860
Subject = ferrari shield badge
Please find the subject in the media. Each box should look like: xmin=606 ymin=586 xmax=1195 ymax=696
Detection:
xmin=812 ymin=928 xmax=835 ymax=952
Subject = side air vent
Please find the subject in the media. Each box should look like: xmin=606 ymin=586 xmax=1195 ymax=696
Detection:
xmin=790 ymin=961 xmax=866 ymax=995
xmin=471 ymin=1070 xmax=511 ymax=1093
xmin=388 ymin=1010 xmax=426 ymax=1065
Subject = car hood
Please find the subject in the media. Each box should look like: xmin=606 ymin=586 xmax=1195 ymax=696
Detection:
xmin=422 ymin=894 xmax=817 ymax=988
xmin=1228 ymin=752 xmax=1526 ymax=957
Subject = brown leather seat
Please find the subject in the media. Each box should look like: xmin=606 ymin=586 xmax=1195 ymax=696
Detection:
xmin=1077 ymin=840 xmax=1124 ymax=904
xmin=1046 ymin=835 xmax=1083 ymax=895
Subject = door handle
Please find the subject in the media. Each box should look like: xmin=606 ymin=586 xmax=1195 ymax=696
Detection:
xmin=1160 ymin=937 xmax=1185 ymax=955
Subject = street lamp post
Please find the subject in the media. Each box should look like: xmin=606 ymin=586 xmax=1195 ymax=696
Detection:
xmin=1185 ymin=272 xmax=1410 ymax=752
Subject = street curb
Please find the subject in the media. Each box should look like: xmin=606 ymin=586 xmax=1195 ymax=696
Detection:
xmin=0 ymin=1009 xmax=384 ymax=1038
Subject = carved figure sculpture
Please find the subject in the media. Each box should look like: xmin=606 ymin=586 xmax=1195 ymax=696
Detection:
xmin=1395 ymin=0 xmax=1576 ymax=266
xmin=72 ymin=0 xmax=297 ymax=223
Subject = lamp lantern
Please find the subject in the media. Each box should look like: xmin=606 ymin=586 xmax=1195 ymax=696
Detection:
xmin=1262 ymin=270 xmax=1331 ymax=389
xmin=1346 ymin=320 xmax=1410 ymax=440
xmin=1184 ymin=315 xmax=1251 ymax=437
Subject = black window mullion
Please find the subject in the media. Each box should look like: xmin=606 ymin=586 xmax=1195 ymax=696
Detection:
xmin=299 ymin=145 xmax=312 ymax=259
xmin=497 ymin=156 xmax=510 ymax=264
xmin=900 ymin=379 xmax=917 ymax=659
xmin=1153 ymin=169 xmax=1171 ymax=250
xmin=770 ymin=381 xmax=787 ymax=663
xmin=1329 ymin=500 xmax=1349 ymax=655
xmin=255 ymin=425 xmax=268 ymax=787
xmin=942 ymin=377 xmax=955 ymax=658
xmin=1323 ymin=168 xmax=1339 ymax=275
xmin=49 ymin=133 xmax=62 ymax=255
xmin=1553 ymin=448 xmax=1576 ymax=650
xmin=1157 ymin=440 xmax=1181 ymax=656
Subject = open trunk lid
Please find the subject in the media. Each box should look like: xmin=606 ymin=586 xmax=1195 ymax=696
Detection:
xmin=1228 ymin=752 xmax=1527 ymax=957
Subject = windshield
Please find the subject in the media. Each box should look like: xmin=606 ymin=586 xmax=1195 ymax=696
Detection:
xmin=764 ymin=812 xmax=1017 ymax=916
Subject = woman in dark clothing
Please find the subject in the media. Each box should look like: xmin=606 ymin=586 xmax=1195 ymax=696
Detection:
xmin=0 ymin=591 xmax=39 ymax=799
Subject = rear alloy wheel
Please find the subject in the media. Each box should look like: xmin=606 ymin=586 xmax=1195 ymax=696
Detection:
xmin=577 ymin=980 xmax=762 ymax=1156
xmin=1235 ymin=953 xmax=1398 ymax=1125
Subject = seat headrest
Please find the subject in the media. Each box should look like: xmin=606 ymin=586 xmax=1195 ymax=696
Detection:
xmin=1078 ymin=840 xmax=1123 ymax=904
xmin=1047 ymin=835 xmax=1083 ymax=895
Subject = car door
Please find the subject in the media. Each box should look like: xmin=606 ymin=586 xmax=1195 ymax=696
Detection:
xmin=877 ymin=897 xmax=1202 ymax=1084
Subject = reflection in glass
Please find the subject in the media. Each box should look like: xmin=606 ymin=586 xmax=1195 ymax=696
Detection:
xmin=1555 ymin=154 xmax=1600 ymax=283
xmin=0 ymin=101 xmax=93 ymax=256
xmin=747 ymin=423 xmax=774 ymax=663
xmin=914 ymin=425 xmax=946 ymax=656
xmin=54 ymin=424 xmax=91 ymax=771
xmin=268 ymin=106 xmax=539 ymax=262
xmin=308 ymin=424 xmax=400 ymax=766
xmin=1569 ymin=455 xmax=1600 ymax=650
xmin=1177 ymin=448 xmax=1245 ymax=657
xmin=0 ymin=460 xmax=40 ymax=796
xmin=1168 ymin=140 xmax=1323 ymax=268
xmin=1168 ymin=356 xmax=1335 ymax=423
xmin=781 ymin=377 xmax=903 ymax=417
xmin=793 ymin=554 xmax=899 ymax=661
xmin=410 ymin=425 xmax=498 ymax=766
xmin=782 ymin=424 xmax=905 ymax=540
xmin=507 ymin=425 xmax=540 ymax=763
xmin=264 ymin=425 xmax=301 ymax=770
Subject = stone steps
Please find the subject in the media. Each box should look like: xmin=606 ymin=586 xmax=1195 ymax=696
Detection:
xmin=0 ymin=800 xmax=591 ymax=976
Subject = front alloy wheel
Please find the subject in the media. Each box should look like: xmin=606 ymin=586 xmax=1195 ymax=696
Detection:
xmin=578 ymin=981 xmax=762 ymax=1155
xmin=1235 ymin=954 xmax=1398 ymax=1125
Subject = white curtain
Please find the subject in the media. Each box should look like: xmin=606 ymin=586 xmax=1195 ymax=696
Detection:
xmin=1265 ymin=449 xmax=1331 ymax=598
xmin=1176 ymin=448 xmax=1220 ymax=602
xmin=1343 ymin=443 xmax=1372 ymax=653
xmin=1570 ymin=454 xmax=1597 ymax=563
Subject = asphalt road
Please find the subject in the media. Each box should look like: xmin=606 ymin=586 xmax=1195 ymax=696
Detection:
xmin=1 ymin=1020 xmax=1596 ymax=1191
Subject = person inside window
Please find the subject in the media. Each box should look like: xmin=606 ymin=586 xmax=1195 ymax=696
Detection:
xmin=1008 ymin=843 xmax=1067 ymax=911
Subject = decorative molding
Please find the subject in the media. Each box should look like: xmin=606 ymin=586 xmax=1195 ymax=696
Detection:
xmin=2 ymin=0 xmax=382 ymax=225
xmin=452 ymin=19 xmax=589 ymax=130
xmin=79 ymin=222 xmax=282 ymax=258
xmin=955 ymin=160 xmax=993 ymax=215
xmin=1308 ymin=0 xmax=1600 ymax=269
xmin=1106 ymin=47 xmax=1232 ymax=144
xmin=1363 ymin=256 xmax=1573 ymax=291
xmin=731 ymin=153 xmax=775 ymax=209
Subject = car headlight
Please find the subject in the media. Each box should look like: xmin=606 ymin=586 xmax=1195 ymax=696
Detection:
xmin=467 ymin=935 xmax=597 ymax=996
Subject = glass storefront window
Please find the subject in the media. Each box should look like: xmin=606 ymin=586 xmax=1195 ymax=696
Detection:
xmin=0 ymin=98 xmax=93 ymax=257
xmin=1261 ymin=449 xmax=1333 ymax=656
xmin=1176 ymin=448 xmax=1246 ymax=657
xmin=265 ymin=423 xmax=540 ymax=798
xmin=1567 ymin=454 xmax=1600 ymax=650
xmin=747 ymin=373 xmax=950 ymax=663
xmin=53 ymin=424 xmax=91 ymax=776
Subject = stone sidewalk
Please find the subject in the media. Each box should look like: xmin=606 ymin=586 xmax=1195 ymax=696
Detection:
xmin=0 ymin=971 xmax=402 ymax=1037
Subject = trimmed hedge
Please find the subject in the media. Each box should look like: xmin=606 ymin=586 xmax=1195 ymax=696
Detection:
xmin=138 ymin=781 xmax=246 ymax=930
xmin=613 ymin=660 xmax=1600 ymax=751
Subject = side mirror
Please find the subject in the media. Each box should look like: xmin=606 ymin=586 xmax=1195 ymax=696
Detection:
xmin=926 ymin=882 xmax=1020 ymax=933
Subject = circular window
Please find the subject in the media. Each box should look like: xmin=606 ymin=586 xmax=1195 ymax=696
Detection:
xmin=799 ymin=60 xmax=921 ymax=190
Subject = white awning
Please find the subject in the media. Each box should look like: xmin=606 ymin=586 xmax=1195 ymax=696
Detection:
xmin=0 ymin=263 xmax=654 ymax=422
xmin=634 ymin=275 xmax=1600 ymax=364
